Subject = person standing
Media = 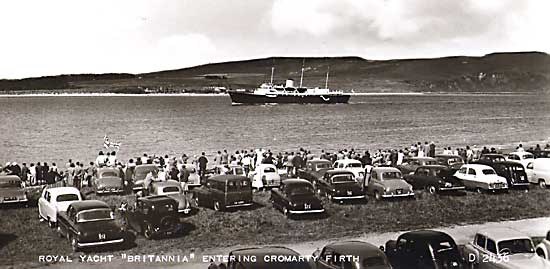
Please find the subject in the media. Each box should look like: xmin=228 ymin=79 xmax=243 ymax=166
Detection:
xmin=29 ymin=163 xmax=36 ymax=185
xmin=397 ymin=150 xmax=404 ymax=166
xmin=429 ymin=142 xmax=436 ymax=158
xmin=198 ymin=152 xmax=208 ymax=180
xmin=242 ymin=154 xmax=252 ymax=177
xmin=20 ymin=163 xmax=29 ymax=183
xmin=221 ymin=150 xmax=229 ymax=165
xmin=214 ymin=151 xmax=222 ymax=166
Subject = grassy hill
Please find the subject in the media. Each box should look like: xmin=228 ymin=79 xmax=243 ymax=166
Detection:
xmin=1 ymin=52 xmax=549 ymax=94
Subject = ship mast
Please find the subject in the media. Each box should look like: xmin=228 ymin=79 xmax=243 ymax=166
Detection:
xmin=270 ymin=66 xmax=274 ymax=85
xmin=299 ymin=58 xmax=305 ymax=88
xmin=325 ymin=66 xmax=330 ymax=89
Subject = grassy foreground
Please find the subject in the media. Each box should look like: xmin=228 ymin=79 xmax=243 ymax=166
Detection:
xmin=1 ymin=187 xmax=550 ymax=267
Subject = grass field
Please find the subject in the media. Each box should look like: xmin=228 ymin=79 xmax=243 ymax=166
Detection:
xmin=1 ymin=186 xmax=550 ymax=267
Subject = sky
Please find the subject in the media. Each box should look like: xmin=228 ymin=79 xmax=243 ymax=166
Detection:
xmin=0 ymin=0 xmax=549 ymax=79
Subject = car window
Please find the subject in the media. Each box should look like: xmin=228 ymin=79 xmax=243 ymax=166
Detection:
xmin=526 ymin=163 xmax=533 ymax=169
xmin=77 ymin=209 xmax=114 ymax=222
xmin=338 ymin=163 xmax=344 ymax=168
xmin=317 ymin=163 xmax=330 ymax=169
xmin=486 ymin=239 xmax=497 ymax=254
xmin=264 ymin=167 xmax=276 ymax=173
xmin=46 ymin=192 xmax=51 ymax=202
xmin=100 ymin=171 xmax=118 ymax=177
xmin=448 ymin=157 xmax=463 ymax=165
xmin=458 ymin=167 xmax=467 ymax=174
xmin=348 ymin=163 xmax=362 ymax=168
xmin=475 ymin=234 xmax=486 ymax=248
xmin=371 ymin=172 xmax=378 ymax=180
xmin=363 ymin=256 xmax=388 ymax=267
xmin=498 ymin=239 xmax=534 ymax=254
xmin=382 ymin=172 xmax=402 ymax=180
xmin=508 ymin=155 xmax=519 ymax=160
xmin=56 ymin=194 xmax=79 ymax=202
xmin=331 ymin=175 xmax=355 ymax=183
xmin=482 ymin=169 xmax=495 ymax=175
xmin=467 ymin=169 xmax=476 ymax=175
xmin=287 ymin=185 xmax=314 ymax=196
xmin=417 ymin=168 xmax=429 ymax=176
xmin=163 ymin=186 xmax=180 ymax=193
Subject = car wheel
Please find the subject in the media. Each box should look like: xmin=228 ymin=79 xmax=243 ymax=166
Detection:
xmin=374 ymin=191 xmax=382 ymax=201
xmin=213 ymin=201 xmax=221 ymax=211
xmin=70 ymin=236 xmax=79 ymax=252
xmin=427 ymin=186 xmax=437 ymax=194
xmin=144 ymin=223 xmax=154 ymax=240
xmin=539 ymin=180 xmax=547 ymax=189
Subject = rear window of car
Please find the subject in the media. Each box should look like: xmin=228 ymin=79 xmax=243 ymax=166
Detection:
xmin=316 ymin=163 xmax=330 ymax=169
xmin=482 ymin=169 xmax=496 ymax=175
xmin=0 ymin=180 xmax=21 ymax=188
xmin=331 ymin=175 xmax=355 ymax=183
xmin=348 ymin=163 xmax=362 ymax=168
xmin=163 ymin=186 xmax=180 ymax=193
xmin=56 ymin=194 xmax=79 ymax=202
xmin=264 ymin=167 xmax=276 ymax=173
xmin=382 ymin=172 xmax=402 ymax=179
xmin=227 ymin=180 xmax=250 ymax=191
xmin=448 ymin=157 xmax=463 ymax=165
xmin=523 ymin=154 xmax=534 ymax=159
xmin=101 ymin=171 xmax=118 ymax=177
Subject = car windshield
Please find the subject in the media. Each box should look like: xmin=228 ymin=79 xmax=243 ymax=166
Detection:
xmin=498 ymin=239 xmax=534 ymax=254
xmin=448 ymin=157 xmax=464 ymax=165
xmin=482 ymin=169 xmax=496 ymax=175
xmin=77 ymin=209 xmax=114 ymax=222
xmin=331 ymin=175 xmax=355 ymax=183
xmin=288 ymin=185 xmax=314 ymax=196
xmin=56 ymin=194 xmax=79 ymax=202
xmin=264 ymin=167 xmax=276 ymax=173
xmin=348 ymin=163 xmax=362 ymax=168
xmin=162 ymin=186 xmax=180 ymax=193
xmin=227 ymin=180 xmax=250 ymax=192
xmin=382 ymin=172 xmax=402 ymax=180
xmin=153 ymin=203 xmax=176 ymax=213
xmin=100 ymin=171 xmax=118 ymax=177
xmin=316 ymin=163 xmax=330 ymax=169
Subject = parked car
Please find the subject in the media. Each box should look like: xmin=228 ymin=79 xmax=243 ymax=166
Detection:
xmin=132 ymin=164 xmax=159 ymax=192
xmin=212 ymin=246 xmax=312 ymax=269
xmin=312 ymin=240 xmax=391 ymax=269
xmin=120 ymin=195 xmax=182 ymax=239
xmin=182 ymin=163 xmax=201 ymax=187
xmin=403 ymin=165 xmax=465 ymax=194
xmin=538 ymin=149 xmax=550 ymax=158
xmin=0 ymin=175 xmax=28 ymax=205
xmin=397 ymin=157 xmax=437 ymax=175
xmin=475 ymin=154 xmax=507 ymax=165
xmin=506 ymin=151 xmax=535 ymax=169
xmin=149 ymin=180 xmax=191 ymax=214
xmin=270 ymin=178 xmax=324 ymax=218
xmin=383 ymin=230 xmax=464 ymax=269
xmin=192 ymin=175 xmax=253 ymax=211
xmin=297 ymin=158 xmax=332 ymax=182
xmin=333 ymin=159 xmax=365 ymax=185
xmin=536 ymin=229 xmax=550 ymax=260
xmin=56 ymin=200 xmax=125 ymax=251
xmin=314 ymin=170 xmax=366 ymax=202
xmin=454 ymin=164 xmax=508 ymax=193
xmin=526 ymin=158 xmax=550 ymax=188
xmin=434 ymin=154 xmax=465 ymax=171
xmin=488 ymin=161 xmax=530 ymax=190
xmin=249 ymin=163 xmax=281 ymax=190
xmin=93 ymin=167 xmax=124 ymax=194
xmin=463 ymin=228 xmax=550 ymax=268
xmin=38 ymin=186 xmax=82 ymax=227
xmin=213 ymin=164 xmax=246 ymax=177
xmin=366 ymin=167 xmax=414 ymax=200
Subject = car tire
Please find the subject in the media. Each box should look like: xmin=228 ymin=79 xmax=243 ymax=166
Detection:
xmin=539 ymin=180 xmax=547 ymax=189
xmin=374 ymin=191 xmax=382 ymax=201
xmin=427 ymin=186 xmax=437 ymax=194
xmin=213 ymin=201 xmax=221 ymax=211
xmin=144 ymin=223 xmax=154 ymax=240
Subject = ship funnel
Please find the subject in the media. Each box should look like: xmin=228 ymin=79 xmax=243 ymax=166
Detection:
xmin=285 ymin=79 xmax=294 ymax=87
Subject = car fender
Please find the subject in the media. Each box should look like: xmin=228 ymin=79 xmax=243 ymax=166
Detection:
xmin=537 ymin=241 xmax=550 ymax=259
xmin=462 ymin=243 xmax=480 ymax=264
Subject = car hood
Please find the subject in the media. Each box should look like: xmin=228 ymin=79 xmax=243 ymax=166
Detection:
xmin=382 ymin=179 xmax=411 ymax=190
xmin=0 ymin=188 xmax=26 ymax=198
xmin=504 ymin=253 xmax=550 ymax=268
xmin=97 ymin=177 xmax=122 ymax=187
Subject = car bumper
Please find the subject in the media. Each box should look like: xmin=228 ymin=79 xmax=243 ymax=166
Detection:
xmin=332 ymin=195 xmax=366 ymax=200
xmin=178 ymin=208 xmax=191 ymax=214
xmin=381 ymin=192 xmax=414 ymax=198
xmin=0 ymin=198 xmax=28 ymax=204
xmin=96 ymin=189 xmax=123 ymax=194
xmin=288 ymin=208 xmax=325 ymax=214
xmin=438 ymin=186 xmax=465 ymax=191
xmin=77 ymin=238 xmax=124 ymax=247
xmin=225 ymin=202 xmax=253 ymax=208
xmin=511 ymin=183 xmax=530 ymax=187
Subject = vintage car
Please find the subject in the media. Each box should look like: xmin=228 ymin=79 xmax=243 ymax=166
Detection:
xmin=211 ymin=246 xmax=312 ymax=269
xmin=486 ymin=161 xmax=530 ymax=190
xmin=56 ymin=200 xmax=125 ymax=251
xmin=454 ymin=164 xmax=508 ymax=193
xmin=312 ymin=240 xmax=391 ymax=269
xmin=182 ymin=163 xmax=201 ymax=187
xmin=366 ymin=167 xmax=414 ymax=200
xmin=527 ymin=158 xmax=550 ymax=188
xmin=539 ymin=149 xmax=550 ymax=158
xmin=333 ymin=159 xmax=365 ymax=185
xmin=93 ymin=167 xmax=124 ymax=194
xmin=192 ymin=175 xmax=253 ymax=211
xmin=270 ymin=178 xmax=324 ymax=218
xmin=383 ymin=230 xmax=464 ymax=269
xmin=434 ymin=154 xmax=465 ymax=171
xmin=463 ymin=228 xmax=550 ymax=268
xmin=249 ymin=163 xmax=281 ymax=190
xmin=120 ymin=195 xmax=182 ymax=239
xmin=403 ymin=165 xmax=465 ymax=194
xmin=132 ymin=164 xmax=159 ymax=191
xmin=315 ymin=170 xmax=366 ymax=202
xmin=38 ymin=186 xmax=82 ymax=227
xmin=506 ymin=151 xmax=535 ymax=169
xmin=536 ymin=229 xmax=550 ymax=260
xmin=212 ymin=164 xmax=246 ymax=177
xmin=296 ymin=158 xmax=332 ymax=182
xmin=0 ymin=175 xmax=28 ymax=205
xmin=149 ymin=180 xmax=191 ymax=214
xmin=475 ymin=154 xmax=507 ymax=165
xmin=397 ymin=157 xmax=437 ymax=175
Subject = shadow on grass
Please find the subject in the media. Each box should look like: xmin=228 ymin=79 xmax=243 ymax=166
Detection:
xmin=0 ymin=232 xmax=17 ymax=250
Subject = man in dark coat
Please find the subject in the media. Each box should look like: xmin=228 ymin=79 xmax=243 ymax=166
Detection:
xmin=35 ymin=162 xmax=44 ymax=184
xmin=20 ymin=163 xmax=29 ymax=182
xmin=198 ymin=152 xmax=208 ymax=179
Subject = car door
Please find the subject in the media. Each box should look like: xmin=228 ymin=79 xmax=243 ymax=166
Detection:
xmin=270 ymin=183 xmax=284 ymax=209
xmin=393 ymin=236 xmax=413 ymax=268
xmin=526 ymin=162 xmax=535 ymax=183
xmin=367 ymin=171 xmax=382 ymax=194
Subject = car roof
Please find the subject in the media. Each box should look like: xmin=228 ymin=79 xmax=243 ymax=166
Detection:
xmin=230 ymin=246 xmax=300 ymax=256
xmin=135 ymin=164 xmax=159 ymax=170
xmin=476 ymin=228 xmax=531 ymax=242
xmin=401 ymin=230 xmax=455 ymax=243
xmin=152 ymin=180 xmax=180 ymax=188
xmin=257 ymin=163 xmax=276 ymax=168
xmin=336 ymin=159 xmax=362 ymax=164
xmin=407 ymin=157 xmax=436 ymax=161
xmin=70 ymin=200 xmax=110 ymax=211
xmin=307 ymin=158 xmax=331 ymax=164
xmin=138 ymin=195 xmax=177 ymax=204
xmin=435 ymin=154 xmax=461 ymax=158
xmin=0 ymin=175 xmax=22 ymax=182
xmin=481 ymin=154 xmax=506 ymax=157
xmin=283 ymin=178 xmax=312 ymax=186
xmin=462 ymin=164 xmax=493 ymax=170
xmin=509 ymin=151 xmax=534 ymax=156
xmin=492 ymin=161 xmax=524 ymax=167
xmin=325 ymin=241 xmax=384 ymax=257
xmin=325 ymin=170 xmax=355 ymax=176
xmin=46 ymin=187 xmax=81 ymax=196
xmin=373 ymin=167 xmax=401 ymax=173
xmin=417 ymin=165 xmax=448 ymax=169
xmin=97 ymin=167 xmax=119 ymax=173
xmin=208 ymin=175 xmax=249 ymax=182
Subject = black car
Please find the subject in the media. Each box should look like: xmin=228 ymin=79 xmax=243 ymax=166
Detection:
xmin=296 ymin=159 xmax=332 ymax=183
xmin=383 ymin=230 xmax=465 ymax=269
xmin=403 ymin=165 xmax=465 ymax=194
xmin=192 ymin=175 xmax=253 ymax=211
xmin=434 ymin=154 xmax=464 ymax=172
xmin=315 ymin=170 xmax=366 ymax=202
xmin=210 ymin=246 xmax=312 ymax=269
xmin=475 ymin=154 xmax=507 ymax=165
xmin=56 ymin=200 xmax=125 ymax=251
xmin=270 ymin=179 xmax=324 ymax=218
xmin=313 ymin=240 xmax=391 ymax=269
xmin=120 ymin=195 xmax=182 ymax=239
xmin=487 ymin=161 xmax=530 ymax=190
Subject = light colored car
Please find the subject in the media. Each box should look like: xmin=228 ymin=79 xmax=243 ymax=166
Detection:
xmin=366 ymin=167 xmax=414 ymax=200
xmin=249 ymin=163 xmax=281 ymax=190
xmin=506 ymin=151 xmax=535 ymax=169
xmin=463 ymin=228 xmax=550 ymax=268
xmin=182 ymin=164 xmax=201 ymax=187
xmin=527 ymin=158 xmax=550 ymax=188
xmin=0 ymin=175 xmax=28 ymax=205
xmin=333 ymin=159 xmax=365 ymax=185
xmin=132 ymin=164 xmax=159 ymax=191
xmin=149 ymin=180 xmax=191 ymax=214
xmin=38 ymin=186 xmax=82 ymax=227
xmin=94 ymin=167 xmax=123 ymax=194
xmin=454 ymin=164 xmax=508 ymax=193
xmin=536 ymin=230 xmax=550 ymax=260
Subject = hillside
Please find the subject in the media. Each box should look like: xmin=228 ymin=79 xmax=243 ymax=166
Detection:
xmin=1 ymin=52 xmax=549 ymax=93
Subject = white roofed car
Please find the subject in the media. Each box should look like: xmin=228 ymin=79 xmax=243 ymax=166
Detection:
xmin=249 ymin=163 xmax=281 ymax=190
xmin=0 ymin=175 xmax=28 ymax=205
xmin=506 ymin=151 xmax=535 ymax=169
xmin=333 ymin=159 xmax=365 ymax=184
xmin=38 ymin=187 xmax=83 ymax=227
xmin=149 ymin=180 xmax=191 ymax=214
xmin=182 ymin=164 xmax=201 ymax=187
xmin=526 ymin=158 xmax=550 ymax=188
xmin=454 ymin=164 xmax=508 ymax=193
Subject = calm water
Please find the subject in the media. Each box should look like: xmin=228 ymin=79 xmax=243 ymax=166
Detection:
xmin=0 ymin=94 xmax=549 ymax=166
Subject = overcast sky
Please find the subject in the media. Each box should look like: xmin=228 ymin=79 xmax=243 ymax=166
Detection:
xmin=1 ymin=0 xmax=548 ymax=79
